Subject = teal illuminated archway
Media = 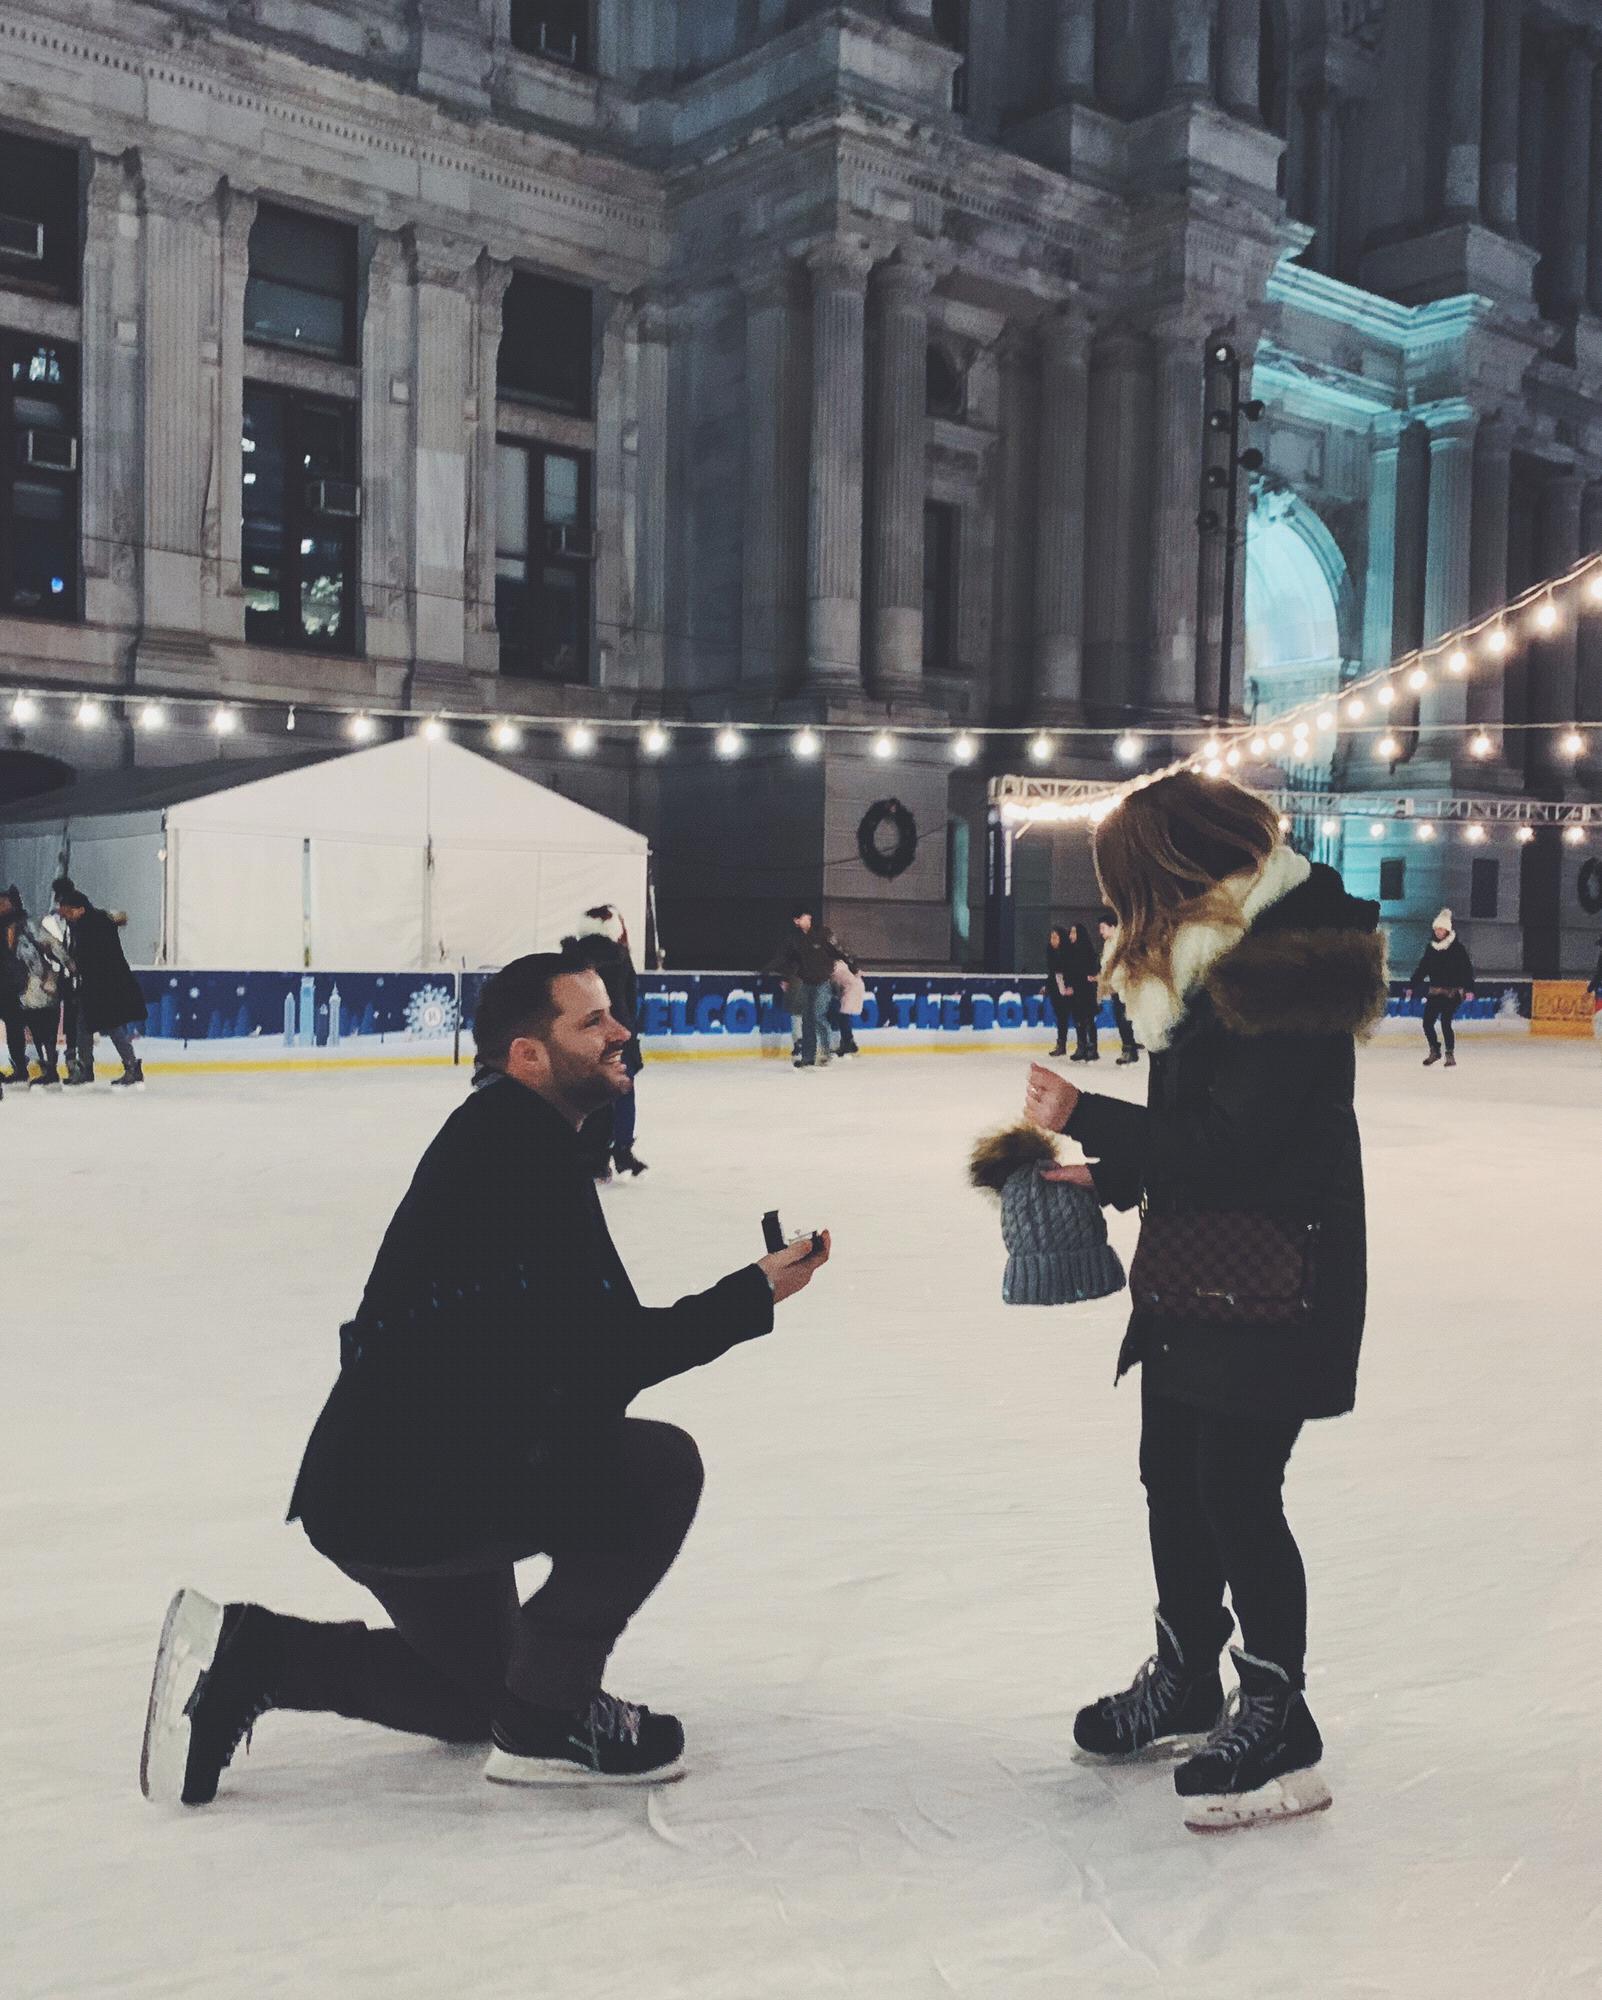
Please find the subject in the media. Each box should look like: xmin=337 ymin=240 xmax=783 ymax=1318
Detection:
xmin=1244 ymin=488 xmax=1356 ymax=724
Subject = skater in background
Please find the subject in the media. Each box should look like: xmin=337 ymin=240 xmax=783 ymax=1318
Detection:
xmin=0 ymin=884 xmax=31 ymax=1084
xmin=53 ymin=883 xmax=148 ymax=1089
xmin=1098 ymin=910 xmax=1141 ymax=1065
xmin=766 ymin=904 xmax=845 ymax=1069
xmin=1045 ymin=926 xmax=1074 ymax=1057
xmin=141 ymin=945 xmax=832 ymax=1808
xmin=42 ymin=879 xmax=82 ymax=1078
xmin=1023 ymin=770 xmax=1385 ymax=1832
xmin=1063 ymin=921 xmax=1101 ymax=1062
xmin=831 ymin=947 xmax=865 ymax=1058
xmin=567 ymin=905 xmax=646 ymax=1178
xmin=1409 ymin=909 xmax=1474 ymax=1069
xmin=0 ymin=890 xmax=72 ymax=1087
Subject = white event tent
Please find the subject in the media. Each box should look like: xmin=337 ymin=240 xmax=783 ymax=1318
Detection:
xmin=0 ymin=735 xmax=649 ymax=971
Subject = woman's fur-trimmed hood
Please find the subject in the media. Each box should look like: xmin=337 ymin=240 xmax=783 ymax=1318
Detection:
xmin=1107 ymin=847 xmax=1388 ymax=1050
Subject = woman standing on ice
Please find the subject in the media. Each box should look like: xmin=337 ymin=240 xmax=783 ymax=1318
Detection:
xmin=1409 ymin=910 xmax=1474 ymax=1069
xmin=1044 ymin=925 xmax=1074 ymax=1057
xmin=1022 ymin=770 xmax=1386 ymax=1832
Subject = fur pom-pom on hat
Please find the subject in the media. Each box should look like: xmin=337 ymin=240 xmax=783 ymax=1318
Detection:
xmin=968 ymin=1123 xmax=1059 ymax=1193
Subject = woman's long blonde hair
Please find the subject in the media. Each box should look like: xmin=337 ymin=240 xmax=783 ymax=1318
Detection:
xmin=1094 ymin=770 xmax=1283 ymax=994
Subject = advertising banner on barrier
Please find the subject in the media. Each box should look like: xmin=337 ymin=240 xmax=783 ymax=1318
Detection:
xmin=107 ymin=969 xmax=1537 ymax=1067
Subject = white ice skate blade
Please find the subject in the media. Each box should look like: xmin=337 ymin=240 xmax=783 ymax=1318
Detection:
xmin=483 ymin=1747 xmax=688 ymax=1788
xmin=139 ymin=1587 xmax=224 ymax=1803
xmin=1073 ymin=1732 xmax=1212 ymax=1767
xmin=1182 ymin=1765 xmax=1332 ymax=1834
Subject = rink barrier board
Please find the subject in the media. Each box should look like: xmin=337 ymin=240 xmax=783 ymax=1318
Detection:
xmin=76 ymin=967 xmax=1590 ymax=1069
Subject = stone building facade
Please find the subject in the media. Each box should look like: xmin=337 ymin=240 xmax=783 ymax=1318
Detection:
xmin=2 ymin=1 xmax=1600 ymax=974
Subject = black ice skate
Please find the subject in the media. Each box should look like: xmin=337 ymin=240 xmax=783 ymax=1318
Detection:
xmin=484 ymin=1690 xmax=686 ymax=1787
xmin=1072 ymin=1610 xmax=1230 ymax=1761
xmin=1174 ymin=1647 xmax=1331 ymax=1833
xmin=110 ymin=1059 xmax=145 ymax=1088
xmin=63 ymin=1061 xmax=93 ymax=1086
xmin=1444 ymin=1053 xmax=1457 ymax=1068
xmin=1422 ymin=1050 xmax=1442 ymax=1067
xmin=141 ymin=1589 xmax=280 ymax=1805
xmin=612 ymin=1145 xmax=648 ymax=1177
xmin=1116 ymin=1049 xmax=1139 ymax=1065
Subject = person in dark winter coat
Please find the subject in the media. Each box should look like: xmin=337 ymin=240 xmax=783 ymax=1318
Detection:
xmin=53 ymin=884 xmax=148 ymax=1088
xmin=1098 ymin=911 xmax=1140 ymax=1064
xmin=1409 ymin=909 xmax=1475 ymax=1068
xmin=568 ymin=904 xmax=646 ymax=1178
xmin=140 ymin=946 xmax=832 ymax=1807
xmin=1062 ymin=921 xmax=1102 ymax=1062
xmin=1044 ymin=927 xmax=1074 ymax=1056
xmin=0 ymin=884 xmax=28 ymax=1087
xmin=766 ymin=906 xmax=846 ymax=1068
xmin=1023 ymin=770 xmax=1386 ymax=1833
xmin=0 ymin=891 xmax=72 ymax=1086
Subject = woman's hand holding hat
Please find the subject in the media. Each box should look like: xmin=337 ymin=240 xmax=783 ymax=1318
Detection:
xmin=1024 ymin=1062 xmax=1079 ymax=1135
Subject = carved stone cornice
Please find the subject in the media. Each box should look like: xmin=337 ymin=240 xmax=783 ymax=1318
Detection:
xmin=804 ymin=238 xmax=876 ymax=293
xmin=405 ymin=224 xmax=484 ymax=293
xmin=136 ymin=152 xmax=221 ymax=223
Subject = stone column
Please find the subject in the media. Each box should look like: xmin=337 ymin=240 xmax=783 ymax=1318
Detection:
xmin=1362 ymin=419 xmax=1402 ymax=671
xmin=1589 ymin=67 xmax=1602 ymax=316
xmin=804 ymin=240 xmax=873 ymax=690
xmin=136 ymin=155 xmax=220 ymax=644
xmin=467 ymin=256 xmax=513 ymax=652
xmin=1033 ymin=304 xmax=1091 ymax=713
xmin=1420 ymin=408 xmax=1477 ymax=754
xmin=1147 ymin=327 xmax=1207 ymax=710
xmin=361 ymin=229 xmax=412 ymax=660
xmin=990 ymin=325 xmax=1039 ymax=718
xmin=1482 ymin=0 xmax=1522 ymax=234
xmin=1533 ymin=471 xmax=1582 ymax=736
xmin=1299 ymin=88 xmax=1337 ymax=271
xmin=214 ymin=184 xmax=256 ymax=618
xmin=741 ymin=260 xmax=806 ymax=687
xmin=868 ymin=253 xmax=935 ymax=691
xmin=1052 ymin=5 xmax=1096 ymax=98
xmin=1579 ymin=480 xmax=1602 ymax=722
xmin=80 ymin=150 xmax=139 ymax=627
xmin=1555 ymin=37 xmax=1595 ymax=315
xmin=1444 ymin=0 xmax=1485 ymax=216
xmin=1168 ymin=0 xmax=1213 ymax=98
xmin=1392 ymin=420 xmax=1431 ymax=661
xmin=1083 ymin=328 xmax=1155 ymax=712
xmin=407 ymin=227 xmax=478 ymax=673
xmin=1467 ymin=415 xmax=1512 ymax=731
xmin=592 ymin=288 xmax=629 ymax=690
xmin=1219 ymin=0 xmax=1262 ymax=118
xmin=632 ymin=296 xmax=671 ymax=692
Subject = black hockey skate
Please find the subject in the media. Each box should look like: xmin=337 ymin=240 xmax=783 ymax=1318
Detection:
xmin=1073 ymin=1610 xmax=1230 ymax=1761
xmin=1174 ymin=1647 xmax=1331 ymax=1832
xmin=141 ymin=1589 xmax=280 ymax=1805
xmin=484 ymin=1690 xmax=686 ymax=1787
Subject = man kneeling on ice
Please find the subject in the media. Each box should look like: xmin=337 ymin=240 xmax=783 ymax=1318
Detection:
xmin=142 ymin=946 xmax=830 ymax=1804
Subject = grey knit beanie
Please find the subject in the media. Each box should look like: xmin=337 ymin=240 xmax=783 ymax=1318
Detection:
xmin=968 ymin=1124 xmax=1126 ymax=1308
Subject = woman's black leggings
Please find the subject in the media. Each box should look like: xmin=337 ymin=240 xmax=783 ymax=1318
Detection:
xmin=1138 ymin=1377 xmax=1308 ymax=1683
xmin=1048 ymin=989 xmax=1072 ymax=1050
xmin=1423 ymin=994 xmax=1460 ymax=1055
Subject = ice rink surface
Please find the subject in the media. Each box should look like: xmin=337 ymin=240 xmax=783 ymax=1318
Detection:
xmin=5 ymin=1037 xmax=1599 ymax=1999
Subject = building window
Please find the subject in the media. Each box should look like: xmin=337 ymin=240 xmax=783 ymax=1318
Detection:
xmin=498 ymin=273 xmax=594 ymax=415
xmin=931 ymin=0 xmax=970 ymax=111
xmin=1470 ymin=856 xmax=1500 ymax=920
xmin=926 ymin=344 xmax=965 ymax=420
xmin=923 ymin=501 xmax=959 ymax=673
xmin=1378 ymin=856 xmax=1405 ymax=902
xmin=245 ymin=205 xmax=357 ymax=362
xmin=0 ymin=334 xmax=79 ymax=619
xmin=0 ymin=132 xmax=80 ymax=303
xmin=509 ymin=0 xmax=592 ymax=69
xmin=496 ymin=440 xmax=592 ymax=682
xmin=242 ymin=384 xmax=359 ymax=652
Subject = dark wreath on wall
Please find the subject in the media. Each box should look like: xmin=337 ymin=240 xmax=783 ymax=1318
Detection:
xmin=857 ymin=799 xmax=919 ymax=880
xmin=1579 ymin=857 xmax=1602 ymax=916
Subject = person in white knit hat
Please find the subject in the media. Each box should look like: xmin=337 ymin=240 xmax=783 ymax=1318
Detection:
xmin=1408 ymin=909 xmax=1475 ymax=1068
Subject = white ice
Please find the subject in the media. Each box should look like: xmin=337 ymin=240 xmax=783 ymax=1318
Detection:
xmin=4 ymin=1039 xmax=1599 ymax=1999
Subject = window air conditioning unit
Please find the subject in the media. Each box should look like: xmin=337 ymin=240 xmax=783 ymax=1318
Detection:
xmin=535 ymin=22 xmax=581 ymax=65
xmin=545 ymin=522 xmax=593 ymax=557
xmin=306 ymin=477 xmax=362 ymax=519
xmin=20 ymin=430 xmax=78 ymax=471
xmin=0 ymin=214 xmax=45 ymax=263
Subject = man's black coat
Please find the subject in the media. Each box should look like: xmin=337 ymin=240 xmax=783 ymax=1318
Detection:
xmin=289 ymin=1074 xmax=773 ymax=1564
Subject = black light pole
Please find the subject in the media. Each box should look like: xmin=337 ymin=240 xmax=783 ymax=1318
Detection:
xmin=1197 ymin=341 xmax=1265 ymax=724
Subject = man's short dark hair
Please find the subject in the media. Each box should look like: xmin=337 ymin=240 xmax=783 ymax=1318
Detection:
xmin=472 ymin=943 xmax=592 ymax=1066
xmin=789 ymin=902 xmax=812 ymax=921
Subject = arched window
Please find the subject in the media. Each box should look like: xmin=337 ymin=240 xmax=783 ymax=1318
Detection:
xmin=926 ymin=342 xmax=965 ymax=420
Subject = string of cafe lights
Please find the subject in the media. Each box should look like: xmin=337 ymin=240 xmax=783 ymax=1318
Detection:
xmin=4 ymin=551 xmax=1598 ymax=783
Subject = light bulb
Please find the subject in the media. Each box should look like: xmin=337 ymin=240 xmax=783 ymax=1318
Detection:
xmin=1485 ymin=627 xmax=1510 ymax=656
xmin=1368 ymin=821 xmax=1385 ymax=839
xmin=11 ymin=693 xmax=38 ymax=723
xmin=565 ymin=723 xmax=595 ymax=754
xmin=1469 ymin=732 xmax=1493 ymax=758
xmin=1114 ymin=733 xmax=1143 ymax=765
xmin=951 ymin=732 xmax=976 ymax=764
xmin=1249 ymin=736 xmax=1267 ymax=756
xmin=1317 ymin=710 xmax=1335 ymax=730
xmin=1346 ymin=698 xmax=1366 ymax=720
xmin=1534 ymin=599 xmax=1559 ymax=633
xmin=139 ymin=704 xmax=166 ymax=732
xmin=350 ymin=713 xmax=377 ymax=742
xmin=1465 ymin=825 xmax=1486 ymax=844
xmin=1376 ymin=685 xmax=1396 ymax=708
xmin=491 ymin=720 xmax=522 ymax=751
xmin=1225 ymin=748 xmax=1241 ymax=768
xmin=212 ymin=707 xmax=238 ymax=735
xmin=1408 ymin=668 xmax=1429 ymax=692
xmin=1030 ymin=732 xmax=1054 ymax=763
xmin=285 ymin=706 xmax=296 ymax=732
xmin=793 ymin=727 xmax=820 ymax=759
xmin=1277 ymin=815 xmax=1291 ymax=833
xmin=1515 ymin=826 xmax=1535 ymax=844
xmin=1447 ymin=649 xmax=1469 ymax=675
xmin=872 ymin=731 xmax=895 ymax=760
xmin=1590 ymin=573 xmax=1602 ymax=603
xmin=715 ymin=726 xmax=743 ymax=759
xmin=1203 ymin=737 xmax=1220 ymax=758
xmin=1320 ymin=819 xmax=1340 ymax=837
xmin=1416 ymin=823 xmax=1436 ymax=842
xmin=1378 ymin=735 xmax=1399 ymax=759
xmin=1564 ymin=825 xmax=1586 ymax=846
xmin=1560 ymin=730 xmax=1584 ymax=758
xmin=1204 ymin=759 xmax=1223 ymax=778
xmin=76 ymin=699 xmax=104 ymax=728
xmin=1268 ymin=731 xmax=1286 ymax=752
xmin=641 ymin=724 xmax=669 ymax=757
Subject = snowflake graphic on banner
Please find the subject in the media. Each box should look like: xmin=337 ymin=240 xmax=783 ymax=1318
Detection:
xmin=404 ymin=984 xmax=459 ymax=1038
